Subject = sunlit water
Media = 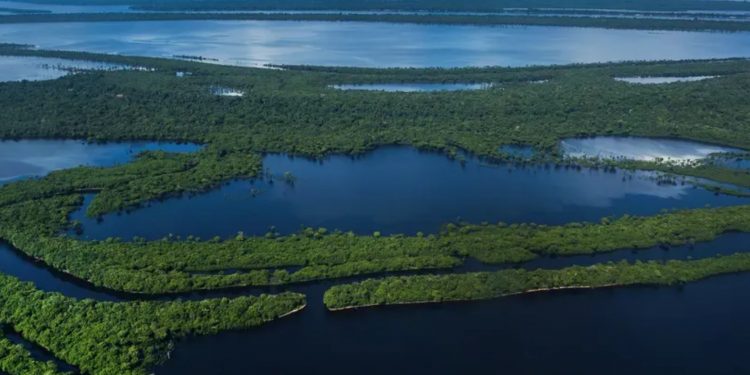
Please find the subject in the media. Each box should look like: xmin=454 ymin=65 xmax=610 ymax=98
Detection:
xmin=561 ymin=137 xmax=744 ymax=162
xmin=2 ymin=21 xmax=750 ymax=67
xmin=615 ymin=76 xmax=717 ymax=84
xmin=0 ymin=55 xmax=136 ymax=82
xmin=0 ymin=140 xmax=201 ymax=184
xmin=332 ymin=82 xmax=493 ymax=92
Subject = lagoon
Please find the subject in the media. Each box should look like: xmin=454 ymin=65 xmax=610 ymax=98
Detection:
xmin=0 ymin=55 xmax=132 ymax=82
xmin=0 ymin=139 xmax=200 ymax=184
xmin=69 ymin=147 xmax=747 ymax=240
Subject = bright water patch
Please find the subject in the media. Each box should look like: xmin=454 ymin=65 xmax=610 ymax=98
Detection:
xmin=69 ymin=147 xmax=747 ymax=240
xmin=0 ymin=55 xmax=133 ymax=82
xmin=615 ymin=76 xmax=717 ymax=84
xmin=561 ymin=137 xmax=743 ymax=162
xmin=332 ymin=82 xmax=492 ymax=92
xmin=2 ymin=22 xmax=750 ymax=67
xmin=0 ymin=140 xmax=201 ymax=184
xmin=211 ymin=86 xmax=245 ymax=97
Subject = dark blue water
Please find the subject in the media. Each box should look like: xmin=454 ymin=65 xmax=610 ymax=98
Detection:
xmin=4 ymin=223 xmax=750 ymax=374
xmin=4 ymin=145 xmax=750 ymax=374
xmin=159 ymin=272 xmax=750 ymax=375
xmin=0 ymin=139 xmax=201 ymax=184
xmin=0 ymin=242 xmax=122 ymax=301
xmin=70 ymin=147 xmax=748 ymax=241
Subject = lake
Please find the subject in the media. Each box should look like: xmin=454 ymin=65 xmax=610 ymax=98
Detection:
xmin=2 ymin=139 xmax=750 ymax=373
xmin=69 ymin=147 xmax=747 ymax=240
xmin=0 ymin=55 xmax=135 ymax=82
xmin=560 ymin=136 xmax=743 ymax=162
xmin=2 ymin=21 xmax=750 ymax=67
xmin=0 ymin=139 xmax=201 ymax=184
xmin=3 ymin=15 xmax=750 ymax=375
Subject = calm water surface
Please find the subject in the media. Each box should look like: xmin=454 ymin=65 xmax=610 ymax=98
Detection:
xmin=0 ymin=55 xmax=132 ymax=82
xmin=0 ymin=140 xmax=201 ymax=184
xmin=159 ymin=272 xmax=750 ymax=375
xmin=615 ymin=75 xmax=717 ymax=84
xmin=70 ymin=147 xmax=748 ymax=240
xmin=561 ymin=136 xmax=743 ymax=162
xmin=0 ymin=1 xmax=131 ymax=14
xmin=2 ymin=21 xmax=750 ymax=67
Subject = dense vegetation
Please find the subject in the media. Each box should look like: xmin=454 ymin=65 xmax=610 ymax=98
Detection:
xmin=2 ymin=189 xmax=750 ymax=294
xmin=3 ymin=12 xmax=750 ymax=32
xmin=1 ymin=45 xmax=750 ymax=197
xmin=2 ymin=46 xmax=749 ymax=223
xmin=0 ymin=273 xmax=305 ymax=374
xmin=323 ymin=253 xmax=750 ymax=310
xmin=0 ymin=328 xmax=70 ymax=375
xmin=0 ymin=40 xmax=750 ymax=371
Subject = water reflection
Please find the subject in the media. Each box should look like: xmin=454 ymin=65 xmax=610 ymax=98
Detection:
xmin=1 ymin=22 xmax=750 ymax=67
xmin=0 ymin=140 xmax=201 ymax=184
xmin=561 ymin=136 xmax=743 ymax=162
xmin=0 ymin=55 xmax=133 ymax=82
xmin=332 ymin=82 xmax=493 ymax=92
xmin=615 ymin=76 xmax=717 ymax=84
xmin=69 ymin=147 xmax=747 ymax=240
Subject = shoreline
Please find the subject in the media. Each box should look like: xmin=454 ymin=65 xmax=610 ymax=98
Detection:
xmin=326 ymin=283 xmax=625 ymax=311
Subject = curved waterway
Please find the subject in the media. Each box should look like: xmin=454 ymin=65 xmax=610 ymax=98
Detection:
xmin=0 ymin=139 xmax=201 ymax=184
xmin=70 ymin=147 xmax=748 ymax=240
xmin=3 ymin=229 xmax=750 ymax=373
xmin=2 ymin=21 xmax=750 ymax=67
xmin=160 ymin=272 xmax=750 ymax=375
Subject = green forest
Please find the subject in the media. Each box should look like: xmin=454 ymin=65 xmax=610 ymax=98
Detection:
xmin=2 ymin=43 xmax=750 ymax=372
xmin=0 ymin=273 xmax=305 ymax=374
xmin=323 ymin=254 xmax=750 ymax=310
